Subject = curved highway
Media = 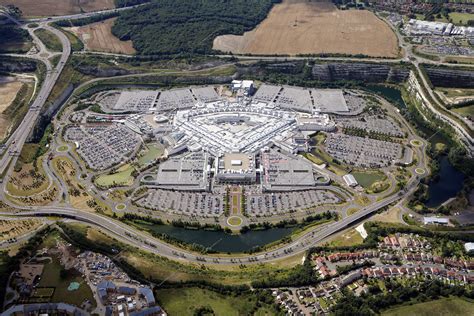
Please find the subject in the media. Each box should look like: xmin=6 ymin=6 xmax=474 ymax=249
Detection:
xmin=0 ymin=22 xmax=71 ymax=177
xmin=0 ymin=6 xmax=437 ymax=266
xmin=0 ymin=175 xmax=420 ymax=265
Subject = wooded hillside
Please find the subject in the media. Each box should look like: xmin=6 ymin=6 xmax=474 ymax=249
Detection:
xmin=111 ymin=0 xmax=281 ymax=55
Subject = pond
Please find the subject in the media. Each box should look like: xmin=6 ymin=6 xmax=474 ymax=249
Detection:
xmin=425 ymin=156 xmax=465 ymax=208
xmin=144 ymin=224 xmax=295 ymax=253
xmin=366 ymin=84 xmax=464 ymax=208
xmin=364 ymin=84 xmax=406 ymax=110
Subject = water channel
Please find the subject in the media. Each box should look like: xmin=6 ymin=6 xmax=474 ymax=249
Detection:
xmin=143 ymin=223 xmax=295 ymax=253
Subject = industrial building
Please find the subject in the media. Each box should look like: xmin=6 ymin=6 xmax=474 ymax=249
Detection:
xmin=343 ymin=174 xmax=358 ymax=187
xmin=423 ymin=217 xmax=449 ymax=226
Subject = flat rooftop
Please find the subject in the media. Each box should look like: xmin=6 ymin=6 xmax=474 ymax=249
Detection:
xmin=253 ymin=84 xmax=281 ymax=103
xmin=222 ymin=153 xmax=251 ymax=171
xmin=275 ymin=86 xmax=313 ymax=113
xmin=155 ymin=152 xmax=209 ymax=190
xmin=192 ymin=86 xmax=220 ymax=103
xmin=262 ymin=149 xmax=316 ymax=188
xmin=156 ymin=88 xmax=196 ymax=111
xmin=312 ymin=89 xmax=348 ymax=113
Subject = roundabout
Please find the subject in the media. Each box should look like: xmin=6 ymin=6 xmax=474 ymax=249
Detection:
xmin=415 ymin=168 xmax=426 ymax=175
xmin=115 ymin=203 xmax=127 ymax=211
xmin=227 ymin=216 xmax=243 ymax=227
xmin=410 ymin=139 xmax=423 ymax=147
xmin=56 ymin=145 xmax=69 ymax=153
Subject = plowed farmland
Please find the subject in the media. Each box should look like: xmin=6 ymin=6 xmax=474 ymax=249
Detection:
xmin=67 ymin=18 xmax=135 ymax=55
xmin=0 ymin=0 xmax=114 ymax=17
xmin=213 ymin=0 xmax=398 ymax=58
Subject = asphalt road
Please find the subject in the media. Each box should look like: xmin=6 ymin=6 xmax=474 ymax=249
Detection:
xmin=0 ymin=177 xmax=419 ymax=265
xmin=0 ymin=6 xmax=464 ymax=266
xmin=0 ymin=22 xmax=71 ymax=177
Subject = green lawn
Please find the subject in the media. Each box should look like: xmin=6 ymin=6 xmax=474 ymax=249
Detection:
xmin=452 ymin=105 xmax=474 ymax=118
xmin=155 ymin=287 xmax=276 ymax=316
xmin=312 ymin=132 xmax=327 ymax=145
xmin=438 ymin=88 xmax=474 ymax=98
xmin=328 ymin=229 xmax=363 ymax=247
xmin=311 ymin=148 xmax=347 ymax=176
xmin=382 ymin=297 xmax=474 ymax=316
xmin=95 ymin=164 xmax=135 ymax=187
xmin=38 ymin=256 xmax=95 ymax=308
xmin=449 ymin=12 xmax=474 ymax=25
xmin=352 ymin=171 xmax=386 ymax=188
xmin=34 ymin=29 xmax=62 ymax=52
xmin=138 ymin=144 xmax=164 ymax=166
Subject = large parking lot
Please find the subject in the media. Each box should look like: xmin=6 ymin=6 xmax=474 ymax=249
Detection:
xmin=325 ymin=134 xmax=402 ymax=167
xmin=138 ymin=189 xmax=224 ymax=217
xmin=337 ymin=115 xmax=404 ymax=137
xmin=246 ymin=190 xmax=340 ymax=216
xmin=73 ymin=124 xmax=141 ymax=170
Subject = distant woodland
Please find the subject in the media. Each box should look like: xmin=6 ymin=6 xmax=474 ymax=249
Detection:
xmin=111 ymin=0 xmax=281 ymax=55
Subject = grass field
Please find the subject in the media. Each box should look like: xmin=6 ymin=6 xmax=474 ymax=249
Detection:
xmin=38 ymin=256 xmax=95 ymax=308
xmin=34 ymin=29 xmax=62 ymax=52
xmin=0 ymin=78 xmax=23 ymax=141
xmin=213 ymin=0 xmax=398 ymax=57
xmin=0 ymin=219 xmax=41 ymax=242
xmin=155 ymin=287 xmax=277 ymax=316
xmin=7 ymin=156 xmax=50 ymax=196
xmin=0 ymin=0 xmax=114 ymax=17
xmin=327 ymin=228 xmax=363 ymax=247
xmin=95 ymin=164 xmax=135 ymax=187
xmin=352 ymin=171 xmax=386 ymax=189
xmin=67 ymin=18 xmax=135 ymax=54
xmin=138 ymin=144 xmax=164 ymax=166
xmin=371 ymin=206 xmax=403 ymax=224
xmin=452 ymin=105 xmax=474 ymax=118
xmin=311 ymin=148 xmax=347 ymax=176
xmin=449 ymin=12 xmax=474 ymax=25
xmin=382 ymin=297 xmax=474 ymax=316
xmin=52 ymin=156 xmax=111 ymax=214
xmin=437 ymin=88 xmax=474 ymax=98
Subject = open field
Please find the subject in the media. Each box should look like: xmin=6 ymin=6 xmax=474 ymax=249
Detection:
xmin=95 ymin=163 xmax=135 ymax=187
xmin=34 ymin=29 xmax=63 ymax=52
xmin=352 ymin=171 xmax=386 ymax=189
xmin=52 ymin=156 xmax=111 ymax=214
xmin=213 ymin=0 xmax=398 ymax=57
xmin=138 ymin=144 xmax=164 ymax=166
xmin=382 ymin=297 xmax=474 ymax=316
xmin=327 ymin=228 xmax=363 ymax=247
xmin=0 ymin=219 xmax=41 ymax=241
xmin=436 ymin=88 xmax=474 ymax=105
xmin=371 ymin=206 xmax=402 ymax=224
xmin=155 ymin=287 xmax=276 ymax=316
xmin=437 ymin=88 xmax=474 ymax=99
xmin=449 ymin=12 xmax=474 ymax=25
xmin=0 ymin=78 xmax=23 ymax=140
xmin=67 ymin=18 xmax=135 ymax=55
xmin=38 ymin=256 xmax=95 ymax=307
xmin=452 ymin=105 xmax=474 ymax=118
xmin=7 ymin=155 xmax=50 ymax=197
xmin=0 ymin=0 xmax=114 ymax=17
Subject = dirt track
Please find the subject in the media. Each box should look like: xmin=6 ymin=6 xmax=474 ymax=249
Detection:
xmin=67 ymin=18 xmax=135 ymax=55
xmin=213 ymin=0 xmax=398 ymax=58
xmin=0 ymin=0 xmax=114 ymax=17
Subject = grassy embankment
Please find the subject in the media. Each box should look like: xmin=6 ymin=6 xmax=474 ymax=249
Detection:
xmin=34 ymin=29 xmax=63 ymax=52
xmin=382 ymin=296 xmax=474 ymax=316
